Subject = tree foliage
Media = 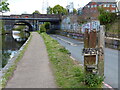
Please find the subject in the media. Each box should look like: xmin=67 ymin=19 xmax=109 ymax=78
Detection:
xmin=53 ymin=5 xmax=67 ymax=15
xmin=98 ymin=7 xmax=117 ymax=25
xmin=73 ymin=8 xmax=77 ymax=15
xmin=0 ymin=0 xmax=10 ymax=13
xmin=47 ymin=5 xmax=68 ymax=15
xmin=32 ymin=10 xmax=40 ymax=14
xmin=47 ymin=6 xmax=53 ymax=14
xmin=0 ymin=0 xmax=10 ymax=34
xmin=44 ymin=22 xmax=50 ymax=30
xmin=40 ymin=24 xmax=46 ymax=33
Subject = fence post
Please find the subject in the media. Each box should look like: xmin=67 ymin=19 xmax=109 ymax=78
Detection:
xmin=98 ymin=25 xmax=105 ymax=76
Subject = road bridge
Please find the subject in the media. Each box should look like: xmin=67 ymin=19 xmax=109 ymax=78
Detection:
xmin=0 ymin=13 xmax=61 ymax=31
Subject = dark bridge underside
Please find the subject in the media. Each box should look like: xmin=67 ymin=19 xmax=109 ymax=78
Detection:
xmin=14 ymin=21 xmax=33 ymax=31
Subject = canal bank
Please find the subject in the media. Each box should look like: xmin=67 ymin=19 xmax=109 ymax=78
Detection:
xmin=2 ymin=30 xmax=30 ymax=68
xmin=1 ymin=33 xmax=32 ymax=88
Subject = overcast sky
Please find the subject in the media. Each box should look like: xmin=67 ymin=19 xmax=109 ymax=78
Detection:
xmin=4 ymin=0 xmax=92 ymax=15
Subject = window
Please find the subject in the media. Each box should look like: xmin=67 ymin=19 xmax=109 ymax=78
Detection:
xmin=91 ymin=5 xmax=93 ymax=8
xmin=112 ymin=4 xmax=116 ymax=7
xmin=88 ymin=5 xmax=90 ymax=8
xmin=104 ymin=4 xmax=107 ymax=7
xmin=94 ymin=5 xmax=97 ymax=7
xmin=106 ymin=4 xmax=110 ymax=7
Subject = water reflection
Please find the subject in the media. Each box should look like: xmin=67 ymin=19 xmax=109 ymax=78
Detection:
xmin=1 ymin=30 xmax=30 ymax=68
xmin=12 ymin=31 xmax=30 ymax=42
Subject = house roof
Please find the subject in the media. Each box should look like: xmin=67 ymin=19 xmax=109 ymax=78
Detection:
xmin=91 ymin=0 xmax=116 ymax=2
xmin=86 ymin=1 xmax=116 ymax=6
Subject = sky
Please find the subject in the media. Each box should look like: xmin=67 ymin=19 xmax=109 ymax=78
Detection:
xmin=4 ymin=0 xmax=92 ymax=15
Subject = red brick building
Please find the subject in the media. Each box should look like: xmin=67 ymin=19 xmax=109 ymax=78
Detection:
xmin=81 ymin=0 xmax=117 ymax=21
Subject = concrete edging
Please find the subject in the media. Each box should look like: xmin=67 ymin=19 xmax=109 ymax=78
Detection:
xmin=0 ymin=34 xmax=31 ymax=77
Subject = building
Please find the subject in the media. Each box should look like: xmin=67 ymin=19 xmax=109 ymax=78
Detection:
xmin=116 ymin=0 xmax=120 ymax=12
xmin=66 ymin=2 xmax=74 ymax=14
xmin=81 ymin=0 xmax=117 ymax=20
xmin=77 ymin=7 xmax=83 ymax=15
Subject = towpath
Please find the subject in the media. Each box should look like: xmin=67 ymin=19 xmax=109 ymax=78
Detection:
xmin=6 ymin=32 xmax=57 ymax=88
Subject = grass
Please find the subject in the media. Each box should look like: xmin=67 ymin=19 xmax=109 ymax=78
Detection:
xmin=1 ymin=33 xmax=32 ymax=88
xmin=40 ymin=32 xmax=103 ymax=88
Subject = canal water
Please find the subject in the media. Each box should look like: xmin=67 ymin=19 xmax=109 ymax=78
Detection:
xmin=1 ymin=30 xmax=30 ymax=68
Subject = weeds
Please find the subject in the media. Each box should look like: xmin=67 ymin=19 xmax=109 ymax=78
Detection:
xmin=40 ymin=33 xmax=104 ymax=88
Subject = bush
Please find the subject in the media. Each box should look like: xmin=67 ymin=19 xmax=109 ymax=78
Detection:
xmin=84 ymin=73 xmax=104 ymax=87
xmin=98 ymin=12 xmax=116 ymax=25
xmin=39 ymin=24 xmax=46 ymax=33
xmin=98 ymin=7 xmax=117 ymax=25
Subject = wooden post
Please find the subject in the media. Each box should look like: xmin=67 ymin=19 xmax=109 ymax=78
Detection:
xmin=84 ymin=29 xmax=89 ymax=48
xmin=89 ymin=30 xmax=96 ymax=66
xmin=98 ymin=25 xmax=105 ymax=76
xmin=84 ymin=29 xmax=97 ymax=73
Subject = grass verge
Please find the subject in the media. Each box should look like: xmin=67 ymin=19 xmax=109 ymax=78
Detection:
xmin=1 ymin=33 xmax=32 ymax=88
xmin=40 ymin=32 xmax=103 ymax=88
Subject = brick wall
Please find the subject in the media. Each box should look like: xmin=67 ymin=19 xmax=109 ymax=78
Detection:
xmin=81 ymin=2 xmax=117 ymax=21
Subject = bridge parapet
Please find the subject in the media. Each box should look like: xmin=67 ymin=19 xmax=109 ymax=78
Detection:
xmin=0 ymin=14 xmax=61 ymax=31
xmin=0 ymin=14 xmax=61 ymax=20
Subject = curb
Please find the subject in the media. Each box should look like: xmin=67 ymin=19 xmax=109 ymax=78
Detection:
xmin=102 ymin=82 xmax=114 ymax=89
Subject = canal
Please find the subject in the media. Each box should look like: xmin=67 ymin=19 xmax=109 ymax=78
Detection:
xmin=1 ymin=30 xmax=30 ymax=68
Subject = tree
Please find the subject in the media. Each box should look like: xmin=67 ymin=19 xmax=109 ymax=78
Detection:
xmin=47 ymin=6 xmax=53 ymax=14
xmin=0 ymin=0 xmax=10 ymax=13
xmin=98 ymin=7 xmax=116 ymax=25
xmin=32 ymin=10 xmax=40 ymax=14
xmin=44 ymin=22 xmax=50 ymax=30
xmin=0 ymin=0 xmax=10 ymax=34
xmin=73 ymin=8 xmax=77 ymax=15
xmin=52 ymin=5 xmax=67 ymax=15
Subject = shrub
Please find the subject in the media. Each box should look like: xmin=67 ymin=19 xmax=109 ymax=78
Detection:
xmin=84 ymin=73 xmax=104 ymax=87
xmin=39 ymin=24 xmax=46 ymax=33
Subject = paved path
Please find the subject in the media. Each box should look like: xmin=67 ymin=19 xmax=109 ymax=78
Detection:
xmin=6 ymin=32 xmax=57 ymax=88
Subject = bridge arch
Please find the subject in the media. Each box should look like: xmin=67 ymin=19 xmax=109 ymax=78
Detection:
xmin=13 ymin=21 xmax=33 ymax=31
